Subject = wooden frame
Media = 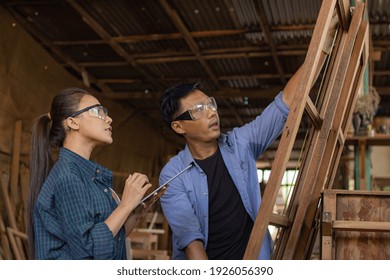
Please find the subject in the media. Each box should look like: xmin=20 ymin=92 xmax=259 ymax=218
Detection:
xmin=322 ymin=190 xmax=390 ymax=259
xmin=244 ymin=0 xmax=369 ymax=259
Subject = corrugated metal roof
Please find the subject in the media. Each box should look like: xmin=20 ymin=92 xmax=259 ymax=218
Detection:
xmin=2 ymin=0 xmax=389 ymax=133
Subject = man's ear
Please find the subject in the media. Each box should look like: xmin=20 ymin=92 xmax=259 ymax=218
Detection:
xmin=171 ymin=121 xmax=185 ymax=135
xmin=65 ymin=117 xmax=79 ymax=131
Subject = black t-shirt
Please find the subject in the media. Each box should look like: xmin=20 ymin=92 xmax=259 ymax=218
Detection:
xmin=195 ymin=148 xmax=254 ymax=260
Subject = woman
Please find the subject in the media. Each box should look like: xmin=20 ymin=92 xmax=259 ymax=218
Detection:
xmin=28 ymin=87 xmax=152 ymax=259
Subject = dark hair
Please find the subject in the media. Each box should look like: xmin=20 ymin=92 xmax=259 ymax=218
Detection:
xmin=160 ymin=82 xmax=199 ymax=130
xmin=28 ymin=87 xmax=89 ymax=259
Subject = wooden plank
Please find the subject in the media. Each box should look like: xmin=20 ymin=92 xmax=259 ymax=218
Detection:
xmin=133 ymin=228 xmax=165 ymax=235
xmin=345 ymin=134 xmax=390 ymax=146
xmin=6 ymin=228 xmax=21 ymax=260
xmin=270 ymin=213 xmax=291 ymax=228
xmin=358 ymin=138 xmax=367 ymax=189
xmin=337 ymin=127 xmax=345 ymax=145
xmin=0 ymin=172 xmax=25 ymax=258
xmin=6 ymin=227 xmax=27 ymax=260
xmin=327 ymin=22 xmax=369 ymax=189
xmin=323 ymin=189 xmax=390 ymax=196
xmin=305 ymin=98 xmax=323 ymax=128
xmin=336 ymin=21 xmax=369 ymax=134
xmin=341 ymin=19 xmax=369 ymax=135
xmin=7 ymin=227 xmax=27 ymax=239
xmin=19 ymin=164 xmax=30 ymax=232
xmin=333 ymin=221 xmax=390 ymax=232
xmin=10 ymin=120 xmax=22 ymax=207
xmin=0 ymin=212 xmax=12 ymax=259
xmin=337 ymin=0 xmax=351 ymax=30
xmin=0 ymin=173 xmax=18 ymax=230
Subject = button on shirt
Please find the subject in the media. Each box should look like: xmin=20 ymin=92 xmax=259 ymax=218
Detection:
xmin=34 ymin=148 xmax=126 ymax=259
xmin=159 ymin=92 xmax=289 ymax=260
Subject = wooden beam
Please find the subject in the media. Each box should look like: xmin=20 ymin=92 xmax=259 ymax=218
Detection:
xmin=374 ymin=70 xmax=390 ymax=76
xmin=158 ymin=0 xmax=219 ymax=87
xmin=254 ymin=0 xmax=286 ymax=84
xmin=95 ymin=74 xmax=291 ymax=88
xmin=375 ymin=87 xmax=390 ymax=95
xmin=76 ymin=48 xmax=307 ymax=66
xmin=104 ymin=87 xmax=282 ymax=100
xmin=158 ymin=0 xmax=243 ymax=126
xmin=67 ymin=0 xmax=162 ymax=89
xmin=52 ymin=26 xmax=316 ymax=46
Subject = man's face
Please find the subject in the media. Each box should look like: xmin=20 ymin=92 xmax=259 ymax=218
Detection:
xmin=171 ymin=89 xmax=220 ymax=143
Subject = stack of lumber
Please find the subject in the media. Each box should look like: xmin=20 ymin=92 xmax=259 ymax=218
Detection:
xmin=0 ymin=120 xmax=29 ymax=259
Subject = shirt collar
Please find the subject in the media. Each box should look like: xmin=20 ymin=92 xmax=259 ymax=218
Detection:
xmin=182 ymin=132 xmax=233 ymax=167
xmin=59 ymin=147 xmax=112 ymax=179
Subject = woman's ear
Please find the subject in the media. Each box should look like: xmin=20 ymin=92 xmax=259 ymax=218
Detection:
xmin=65 ymin=117 xmax=79 ymax=131
xmin=171 ymin=121 xmax=185 ymax=135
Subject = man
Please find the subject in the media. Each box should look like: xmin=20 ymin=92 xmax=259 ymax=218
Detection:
xmin=158 ymin=68 xmax=299 ymax=260
xmin=158 ymin=11 xmax=339 ymax=259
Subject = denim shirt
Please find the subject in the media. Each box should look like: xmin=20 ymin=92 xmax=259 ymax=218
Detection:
xmin=159 ymin=92 xmax=289 ymax=260
xmin=34 ymin=147 xmax=126 ymax=259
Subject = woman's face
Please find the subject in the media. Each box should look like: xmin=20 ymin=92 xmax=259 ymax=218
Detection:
xmin=72 ymin=95 xmax=113 ymax=146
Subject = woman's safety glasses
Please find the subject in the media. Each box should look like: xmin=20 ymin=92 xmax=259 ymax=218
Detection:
xmin=69 ymin=104 xmax=109 ymax=120
xmin=174 ymin=97 xmax=217 ymax=121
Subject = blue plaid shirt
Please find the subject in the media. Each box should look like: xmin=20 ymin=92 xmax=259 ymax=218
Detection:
xmin=160 ymin=92 xmax=289 ymax=260
xmin=34 ymin=148 xmax=126 ymax=259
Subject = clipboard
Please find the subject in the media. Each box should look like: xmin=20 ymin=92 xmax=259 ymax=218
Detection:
xmin=137 ymin=162 xmax=194 ymax=206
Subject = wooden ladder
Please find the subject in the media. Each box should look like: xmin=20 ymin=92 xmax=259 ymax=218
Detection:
xmin=244 ymin=0 xmax=369 ymax=260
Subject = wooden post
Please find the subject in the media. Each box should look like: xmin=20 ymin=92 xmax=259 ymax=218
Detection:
xmin=10 ymin=120 xmax=22 ymax=207
xmin=321 ymin=192 xmax=336 ymax=259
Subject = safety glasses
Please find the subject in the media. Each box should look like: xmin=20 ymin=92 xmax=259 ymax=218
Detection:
xmin=174 ymin=97 xmax=217 ymax=121
xmin=69 ymin=104 xmax=109 ymax=120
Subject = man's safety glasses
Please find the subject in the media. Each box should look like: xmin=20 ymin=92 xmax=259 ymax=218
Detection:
xmin=174 ymin=97 xmax=217 ymax=121
xmin=69 ymin=104 xmax=109 ymax=120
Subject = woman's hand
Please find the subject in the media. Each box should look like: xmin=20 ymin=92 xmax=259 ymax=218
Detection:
xmin=120 ymin=173 xmax=152 ymax=212
xmin=104 ymin=172 xmax=151 ymax=237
